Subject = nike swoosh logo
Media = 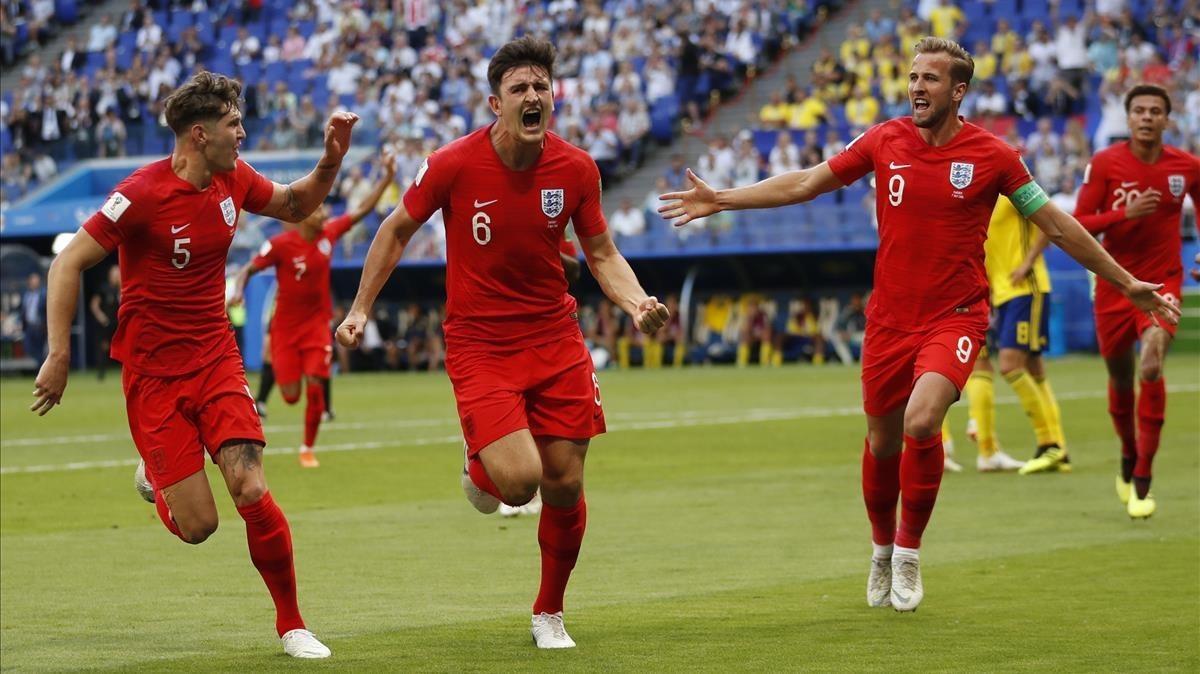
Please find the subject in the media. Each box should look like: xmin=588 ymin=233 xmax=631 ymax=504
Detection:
xmin=1120 ymin=181 xmax=1137 ymax=187
xmin=892 ymin=590 xmax=911 ymax=603
xmin=889 ymin=162 xmax=911 ymax=169
xmin=171 ymin=223 xmax=190 ymax=234
xmin=473 ymin=199 xmax=498 ymax=208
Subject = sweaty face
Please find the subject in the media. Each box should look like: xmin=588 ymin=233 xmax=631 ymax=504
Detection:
xmin=491 ymin=65 xmax=554 ymax=145
xmin=202 ymin=106 xmax=246 ymax=172
xmin=1126 ymin=94 xmax=1168 ymax=145
xmin=908 ymin=53 xmax=963 ymax=129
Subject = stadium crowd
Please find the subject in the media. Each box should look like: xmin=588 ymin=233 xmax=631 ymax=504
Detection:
xmin=1 ymin=0 xmax=826 ymax=208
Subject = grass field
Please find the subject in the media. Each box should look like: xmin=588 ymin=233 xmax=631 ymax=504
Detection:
xmin=2 ymin=355 xmax=1197 ymax=672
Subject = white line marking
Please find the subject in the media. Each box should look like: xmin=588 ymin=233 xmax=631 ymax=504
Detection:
xmin=2 ymin=384 xmax=1196 ymax=475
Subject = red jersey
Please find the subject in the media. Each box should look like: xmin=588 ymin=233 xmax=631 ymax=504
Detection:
xmin=252 ymin=215 xmax=352 ymax=333
xmin=82 ymin=158 xmax=274 ymax=376
xmin=828 ymin=118 xmax=1036 ymax=330
xmin=1074 ymin=142 xmax=1200 ymax=288
xmin=402 ymin=125 xmax=606 ymax=349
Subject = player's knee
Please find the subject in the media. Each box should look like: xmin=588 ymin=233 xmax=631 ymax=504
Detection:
xmin=281 ymin=387 xmax=301 ymax=405
xmin=500 ymin=476 xmax=541 ymax=507
xmin=230 ymin=477 xmax=268 ymax=507
xmin=903 ymin=407 xmax=942 ymax=440
xmin=1139 ymin=359 xmax=1163 ymax=382
xmin=540 ymin=473 xmax=583 ymax=501
xmin=866 ymin=431 xmax=902 ymax=458
xmin=178 ymin=514 xmax=218 ymax=544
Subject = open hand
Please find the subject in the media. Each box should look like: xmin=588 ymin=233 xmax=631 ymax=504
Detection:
xmin=658 ymin=169 xmax=719 ymax=228
xmin=1125 ymin=280 xmax=1181 ymax=327
xmin=324 ymin=112 xmax=360 ymax=161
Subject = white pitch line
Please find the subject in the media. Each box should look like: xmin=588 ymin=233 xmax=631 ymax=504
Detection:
xmin=2 ymin=384 xmax=1197 ymax=476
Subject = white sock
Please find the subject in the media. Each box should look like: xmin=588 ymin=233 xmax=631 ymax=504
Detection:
xmin=893 ymin=544 xmax=919 ymax=561
xmin=872 ymin=542 xmax=894 ymax=560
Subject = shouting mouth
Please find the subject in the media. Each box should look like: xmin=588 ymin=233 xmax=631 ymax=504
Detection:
xmin=521 ymin=108 xmax=542 ymax=131
xmin=913 ymin=97 xmax=930 ymax=113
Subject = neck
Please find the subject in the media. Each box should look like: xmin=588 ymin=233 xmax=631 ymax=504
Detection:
xmin=916 ymin=110 xmax=964 ymax=147
xmin=490 ymin=123 xmax=541 ymax=171
xmin=300 ymin=226 xmax=320 ymax=241
xmin=171 ymin=145 xmax=214 ymax=190
xmin=1129 ymin=138 xmax=1163 ymax=163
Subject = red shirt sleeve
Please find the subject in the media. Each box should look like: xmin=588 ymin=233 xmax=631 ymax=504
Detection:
xmin=827 ymin=123 xmax=882 ymax=186
xmin=571 ymin=157 xmax=607 ymax=238
xmin=236 ymin=159 xmax=275 ymax=214
xmin=251 ymin=236 xmax=281 ymax=270
xmin=323 ymin=214 xmax=355 ymax=241
xmin=80 ymin=173 xmax=153 ymax=252
xmin=402 ymin=151 xmax=456 ymax=223
xmin=1073 ymin=152 xmax=1125 ymax=234
xmin=996 ymin=145 xmax=1035 ymax=197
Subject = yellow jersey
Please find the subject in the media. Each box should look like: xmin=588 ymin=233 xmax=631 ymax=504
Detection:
xmin=985 ymin=196 xmax=1052 ymax=306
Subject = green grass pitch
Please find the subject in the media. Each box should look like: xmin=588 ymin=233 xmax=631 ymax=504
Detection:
xmin=2 ymin=355 xmax=1197 ymax=672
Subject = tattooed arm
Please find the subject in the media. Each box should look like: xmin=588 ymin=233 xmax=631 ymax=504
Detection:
xmin=257 ymin=111 xmax=359 ymax=222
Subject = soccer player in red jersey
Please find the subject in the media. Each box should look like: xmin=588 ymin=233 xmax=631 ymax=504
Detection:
xmin=336 ymin=37 xmax=669 ymax=648
xmin=659 ymin=38 xmax=1179 ymax=612
xmin=230 ymin=147 xmax=397 ymax=468
xmin=1069 ymin=83 xmax=1200 ymax=518
xmin=29 ymin=72 xmax=358 ymax=658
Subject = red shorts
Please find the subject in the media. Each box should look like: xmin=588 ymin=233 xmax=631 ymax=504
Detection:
xmin=861 ymin=302 xmax=989 ymax=417
xmin=1094 ymin=276 xmax=1182 ymax=358
xmin=446 ymin=331 xmax=605 ymax=455
xmin=123 ymin=343 xmax=264 ymax=489
xmin=270 ymin=321 xmax=332 ymax=385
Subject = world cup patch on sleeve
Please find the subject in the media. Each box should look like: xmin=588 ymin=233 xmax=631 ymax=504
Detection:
xmin=100 ymin=191 xmax=132 ymax=222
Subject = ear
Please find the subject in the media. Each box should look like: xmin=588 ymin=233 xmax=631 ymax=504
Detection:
xmin=487 ymin=93 xmax=501 ymax=117
xmin=952 ymin=82 xmax=968 ymax=104
xmin=189 ymin=122 xmax=208 ymax=147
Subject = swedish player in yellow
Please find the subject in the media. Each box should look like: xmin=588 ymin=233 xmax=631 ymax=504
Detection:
xmin=962 ymin=195 xmax=1067 ymax=473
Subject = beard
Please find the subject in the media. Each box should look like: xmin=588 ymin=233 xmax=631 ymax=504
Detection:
xmin=911 ymin=101 xmax=949 ymax=129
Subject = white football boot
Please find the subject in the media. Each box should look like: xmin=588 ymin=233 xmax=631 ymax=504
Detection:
xmin=531 ymin=612 xmax=576 ymax=649
xmin=976 ymin=450 xmax=1026 ymax=472
xmin=134 ymin=460 xmax=155 ymax=503
xmin=890 ymin=552 xmax=924 ymax=612
xmin=461 ymin=442 xmax=499 ymax=514
xmin=281 ymin=629 xmax=331 ymax=658
xmin=867 ymin=555 xmax=892 ymax=608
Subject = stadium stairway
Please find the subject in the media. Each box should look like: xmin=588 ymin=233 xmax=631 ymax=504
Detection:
xmin=601 ymin=0 xmax=888 ymax=219
xmin=0 ymin=0 xmax=129 ymax=93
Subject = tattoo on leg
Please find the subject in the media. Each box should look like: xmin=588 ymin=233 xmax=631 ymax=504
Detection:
xmin=221 ymin=441 xmax=263 ymax=471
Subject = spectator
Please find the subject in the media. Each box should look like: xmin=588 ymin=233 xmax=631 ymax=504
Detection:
xmin=732 ymin=134 xmax=762 ymax=187
xmin=281 ymin=25 xmax=307 ymax=61
xmin=96 ymin=109 xmax=128 ymax=158
xmin=1026 ymin=117 xmax=1062 ymax=157
xmin=768 ymin=130 xmax=800 ymax=176
xmin=928 ymin=0 xmax=967 ymax=39
xmin=863 ymin=8 xmax=896 ymax=43
xmin=327 ymin=53 xmax=363 ymax=96
xmin=1055 ymin=13 xmax=1089 ymax=93
xmin=89 ymin=265 xmax=121 ymax=380
xmin=643 ymin=55 xmax=675 ymax=102
xmin=136 ymin=14 xmax=163 ymax=56
xmin=88 ymin=15 xmax=119 ymax=52
xmin=1124 ymin=33 xmax=1157 ymax=72
xmin=798 ymin=129 xmax=822 ymax=168
xmin=231 ymin=27 xmax=261 ymax=66
xmin=844 ymin=85 xmax=879 ymax=127
xmin=759 ymin=90 xmax=790 ymax=129
xmin=610 ymin=197 xmax=647 ymax=239
xmin=974 ymin=79 xmax=1008 ymax=117
xmin=617 ymin=98 xmax=649 ymax=167
xmin=60 ymin=36 xmax=84 ymax=73
xmin=788 ymin=87 xmax=827 ymax=130
xmin=830 ymin=292 xmax=866 ymax=364
xmin=262 ymin=35 xmax=283 ymax=64
xmin=821 ymin=129 xmax=844 ymax=161
xmin=20 ymin=272 xmax=48 ymax=369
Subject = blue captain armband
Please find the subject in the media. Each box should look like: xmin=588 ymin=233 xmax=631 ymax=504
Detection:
xmin=1011 ymin=180 xmax=1050 ymax=217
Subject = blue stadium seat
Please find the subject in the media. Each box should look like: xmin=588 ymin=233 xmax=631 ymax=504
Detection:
xmin=264 ymin=61 xmax=287 ymax=83
xmin=55 ymin=0 xmax=78 ymax=24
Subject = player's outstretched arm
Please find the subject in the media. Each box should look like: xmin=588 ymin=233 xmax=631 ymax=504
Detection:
xmin=346 ymin=147 xmax=397 ymax=225
xmin=226 ymin=260 xmax=267 ymax=308
xmin=336 ymin=203 xmax=424 ymax=347
xmin=257 ymin=112 xmax=359 ymax=222
xmin=578 ymin=230 xmax=669 ymax=334
xmin=1029 ymin=201 xmax=1181 ymax=325
xmin=657 ymin=163 xmax=844 ymax=228
xmin=31 ymin=230 xmax=109 ymax=416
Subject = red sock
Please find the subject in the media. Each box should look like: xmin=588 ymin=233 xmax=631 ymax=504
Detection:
xmin=861 ymin=439 xmax=900 ymax=546
xmin=532 ymin=495 xmax=587 ymax=615
xmin=154 ymin=492 xmax=185 ymax=541
xmin=1134 ymin=378 xmax=1166 ymax=487
xmin=896 ymin=433 xmax=944 ymax=550
xmin=466 ymin=454 xmax=503 ymax=501
xmin=1108 ymin=382 xmax=1137 ymax=477
xmin=237 ymin=491 xmax=305 ymax=637
xmin=303 ymin=380 xmax=325 ymax=447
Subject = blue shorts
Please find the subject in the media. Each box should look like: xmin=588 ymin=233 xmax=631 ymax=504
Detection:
xmin=994 ymin=293 xmax=1049 ymax=353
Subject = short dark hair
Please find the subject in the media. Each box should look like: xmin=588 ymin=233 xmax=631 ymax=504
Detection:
xmin=913 ymin=36 xmax=975 ymax=85
xmin=487 ymin=36 xmax=556 ymax=95
xmin=164 ymin=71 xmax=242 ymax=135
xmin=1124 ymin=83 xmax=1172 ymax=115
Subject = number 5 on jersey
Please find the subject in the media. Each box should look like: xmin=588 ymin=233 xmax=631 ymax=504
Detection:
xmin=172 ymin=238 xmax=191 ymax=269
